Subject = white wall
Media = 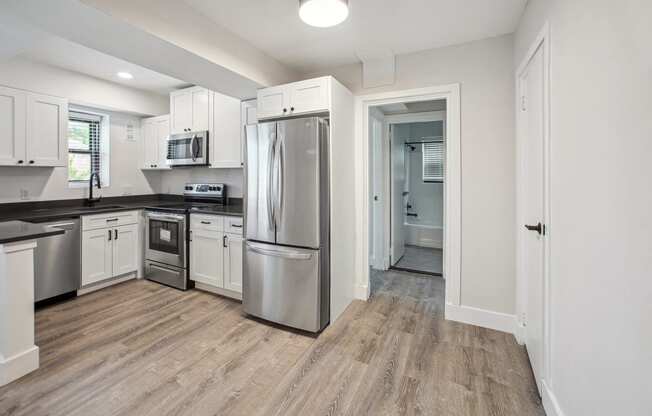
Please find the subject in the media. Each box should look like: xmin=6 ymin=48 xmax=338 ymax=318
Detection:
xmin=0 ymin=57 xmax=168 ymax=116
xmin=0 ymin=59 xmax=167 ymax=203
xmin=312 ymin=35 xmax=516 ymax=315
xmin=158 ymin=168 xmax=244 ymax=198
xmin=0 ymin=108 xmax=161 ymax=203
xmin=515 ymin=1 xmax=652 ymax=415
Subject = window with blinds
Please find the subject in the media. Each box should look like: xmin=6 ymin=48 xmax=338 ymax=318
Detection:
xmin=68 ymin=111 xmax=102 ymax=183
xmin=422 ymin=141 xmax=444 ymax=182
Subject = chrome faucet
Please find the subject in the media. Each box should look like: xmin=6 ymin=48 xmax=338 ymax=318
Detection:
xmin=87 ymin=172 xmax=102 ymax=206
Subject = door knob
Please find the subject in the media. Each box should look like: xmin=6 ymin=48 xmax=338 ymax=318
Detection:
xmin=525 ymin=222 xmax=544 ymax=235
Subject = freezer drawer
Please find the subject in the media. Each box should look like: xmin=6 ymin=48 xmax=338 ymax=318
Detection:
xmin=243 ymin=241 xmax=326 ymax=332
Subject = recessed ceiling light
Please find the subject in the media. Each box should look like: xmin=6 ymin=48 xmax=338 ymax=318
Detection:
xmin=299 ymin=0 xmax=349 ymax=28
xmin=117 ymin=71 xmax=134 ymax=80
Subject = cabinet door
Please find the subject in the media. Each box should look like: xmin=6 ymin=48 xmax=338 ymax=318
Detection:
xmin=0 ymin=86 xmax=26 ymax=166
xmin=25 ymin=93 xmax=68 ymax=166
xmin=112 ymin=224 xmax=139 ymax=277
xmin=224 ymin=233 xmax=243 ymax=293
xmin=170 ymin=90 xmax=193 ymax=134
xmin=256 ymin=85 xmax=289 ymax=119
xmin=210 ymin=91 xmax=242 ymax=168
xmin=141 ymin=119 xmax=159 ymax=169
xmin=288 ymin=78 xmax=329 ymax=115
xmin=155 ymin=116 xmax=170 ymax=168
xmin=189 ymin=229 xmax=223 ymax=287
xmin=82 ymin=228 xmax=113 ymax=286
xmin=191 ymin=88 xmax=210 ymax=132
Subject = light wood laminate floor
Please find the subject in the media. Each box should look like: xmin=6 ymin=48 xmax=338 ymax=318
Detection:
xmin=0 ymin=275 xmax=544 ymax=416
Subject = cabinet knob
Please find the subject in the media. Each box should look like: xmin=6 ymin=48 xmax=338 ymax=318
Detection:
xmin=17 ymin=160 xmax=23 ymax=164
xmin=283 ymin=108 xmax=287 ymax=113
xmin=290 ymin=107 xmax=295 ymax=111
xmin=29 ymin=160 xmax=34 ymax=164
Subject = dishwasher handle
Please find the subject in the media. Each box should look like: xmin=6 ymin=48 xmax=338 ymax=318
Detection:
xmin=44 ymin=222 xmax=76 ymax=231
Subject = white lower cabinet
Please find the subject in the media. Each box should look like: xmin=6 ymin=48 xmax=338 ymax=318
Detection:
xmin=189 ymin=214 xmax=243 ymax=298
xmin=81 ymin=211 xmax=140 ymax=287
xmin=190 ymin=229 xmax=224 ymax=287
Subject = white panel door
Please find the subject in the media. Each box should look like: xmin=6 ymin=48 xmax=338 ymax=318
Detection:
xmin=141 ymin=119 xmax=159 ymax=169
xmin=191 ymin=88 xmax=210 ymax=132
xmin=224 ymin=233 xmax=243 ymax=293
xmin=155 ymin=116 xmax=170 ymax=168
xmin=256 ymin=85 xmax=288 ymax=119
xmin=371 ymin=115 xmax=385 ymax=269
xmin=25 ymin=93 xmax=67 ymax=167
xmin=189 ymin=229 xmax=223 ymax=287
xmin=170 ymin=90 xmax=193 ymax=134
xmin=390 ymin=125 xmax=406 ymax=265
xmin=210 ymin=91 xmax=242 ymax=168
xmin=288 ymin=77 xmax=329 ymax=115
xmin=0 ymin=86 xmax=26 ymax=166
xmin=112 ymin=224 xmax=139 ymax=277
xmin=82 ymin=228 xmax=113 ymax=286
xmin=521 ymin=43 xmax=546 ymax=394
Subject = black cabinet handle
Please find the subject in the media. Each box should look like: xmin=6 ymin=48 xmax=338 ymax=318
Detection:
xmin=290 ymin=107 xmax=295 ymax=111
xmin=108 ymin=229 xmax=112 ymax=241
xmin=114 ymin=229 xmax=118 ymax=240
xmin=282 ymin=108 xmax=287 ymax=113
xmin=17 ymin=160 xmax=23 ymax=164
xmin=223 ymin=235 xmax=227 ymax=248
xmin=525 ymin=222 xmax=544 ymax=235
xmin=231 ymin=224 xmax=243 ymax=228
xmin=29 ymin=160 xmax=34 ymax=164
xmin=201 ymin=221 xmax=211 ymax=225
xmin=106 ymin=218 xmax=118 ymax=222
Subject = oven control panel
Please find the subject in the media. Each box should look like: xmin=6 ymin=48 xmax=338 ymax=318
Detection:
xmin=183 ymin=183 xmax=226 ymax=197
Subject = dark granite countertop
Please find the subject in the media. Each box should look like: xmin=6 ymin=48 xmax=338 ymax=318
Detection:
xmin=0 ymin=194 xmax=243 ymax=223
xmin=0 ymin=221 xmax=65 ymax=244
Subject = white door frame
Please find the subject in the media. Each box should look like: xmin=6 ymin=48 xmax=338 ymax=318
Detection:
xmin=354 ymin=84 xmax=461 ymax=309
xmin=515 ymin=22 xmax=551 ymax=385
xmin=385 ymin=111 xmax=446 ymax=268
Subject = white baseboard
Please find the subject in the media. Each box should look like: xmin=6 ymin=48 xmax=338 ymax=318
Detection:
xmin=0 ymin=346 xmax=39 ymax=387
xmin=194 ymin=282 xmax=242 ymax=301
xmin=542 ymin=379 xmax=565 ymax=416
xmin=77 ymin=272 xmax=137 ymax=296
xmin=445 ymin=303 xmax=517 ymax=334
xmin=354 ymin=283 xmax=369 ymax=301
xmin=514 ymin=321 xmax=526 ymax=345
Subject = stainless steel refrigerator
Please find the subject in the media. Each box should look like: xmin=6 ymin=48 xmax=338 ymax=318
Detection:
xmin=243 ymin=116 xmax=330 ymax=332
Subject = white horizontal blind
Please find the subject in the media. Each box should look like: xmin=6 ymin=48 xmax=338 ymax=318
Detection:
xmin=422 ymin=141 xmax=444 ymax=182
xmin=69 ymin=111 xmax=102 ymax=182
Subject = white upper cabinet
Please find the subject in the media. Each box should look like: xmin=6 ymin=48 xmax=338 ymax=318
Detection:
xmin=256 ymin=77 xmax=330 ymax=120
xmin=25 ymin=93 xmax=68 ymax=167
xmin=170 ymin=86 xmax=210 ymax=134
xmin=0 ymin=86 xmax=67 ymax=167
xmin=0 ymin=86 xmax=26 ymax=166
xmin=210 ymin=91 xmax=242 ymax=168
xmin=141 ymin=115 xmax=170 ymax=170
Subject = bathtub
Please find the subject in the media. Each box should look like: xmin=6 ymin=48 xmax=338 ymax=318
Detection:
xmin=404 ymin=223 xmax=443 ymax=249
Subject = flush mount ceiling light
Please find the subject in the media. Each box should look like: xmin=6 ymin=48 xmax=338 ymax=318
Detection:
xmin=299 ymin=0 xmax=349 ymax=28
xmin=117 ymin=71 xmax=134 ymax=80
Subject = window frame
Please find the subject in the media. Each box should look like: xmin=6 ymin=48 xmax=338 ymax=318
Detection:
xmin=67 ymin=107 xmax=110 ymax=188
xmin=422 ymin=139 xmax=445 ymax=183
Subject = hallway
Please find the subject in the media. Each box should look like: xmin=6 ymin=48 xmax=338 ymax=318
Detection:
xmin=394 ymin=245 xmax=443 ymax=275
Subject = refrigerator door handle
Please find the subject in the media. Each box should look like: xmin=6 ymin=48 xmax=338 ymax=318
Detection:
xmin=267 ymin=130 xmax=277 ymax=230
xmin=275 ymin=136 xmax=285 ymax=229
xmin=246 ymin=242 xmax=312 ymax=260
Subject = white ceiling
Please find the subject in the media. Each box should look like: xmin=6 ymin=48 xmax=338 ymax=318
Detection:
xmin=183 ymin=0 xmax=527 ymax=73
xmin=18 ymin=36 xmax=190 ymax=95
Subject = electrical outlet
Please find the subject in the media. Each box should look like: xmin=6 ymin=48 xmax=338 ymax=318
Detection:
xmin=20 ymin=189 xmax=29 ymax=200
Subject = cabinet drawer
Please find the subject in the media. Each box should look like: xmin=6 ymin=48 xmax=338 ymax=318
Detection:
xmin=82 ymin=210 xmax=139 ymax=231
xmin=225 ymin=216 xmax=244 ymax=235
xmin=190 ymin=214 xmax=223 ymax=232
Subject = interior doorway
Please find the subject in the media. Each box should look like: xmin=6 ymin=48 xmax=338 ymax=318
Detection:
xmin=368 ymin=100 xmax=447 ymax=295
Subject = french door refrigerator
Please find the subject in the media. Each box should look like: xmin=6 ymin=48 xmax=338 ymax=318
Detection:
xmin=244 ymin=116 xmax=330 ymax=332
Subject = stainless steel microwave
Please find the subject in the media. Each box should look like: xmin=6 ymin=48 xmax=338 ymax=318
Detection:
xmin=166 ymin=131 xmax=209 ymax=167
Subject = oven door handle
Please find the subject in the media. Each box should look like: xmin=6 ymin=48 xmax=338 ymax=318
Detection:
xmin=146 ymin=212 xmax=186 ymax=222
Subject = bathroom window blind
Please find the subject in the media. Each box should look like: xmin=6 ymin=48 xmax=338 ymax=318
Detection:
xmin=68 ymin=111 xmax=102 ymax=183
xmin=422 ymin=141 xmax=444 ymax=182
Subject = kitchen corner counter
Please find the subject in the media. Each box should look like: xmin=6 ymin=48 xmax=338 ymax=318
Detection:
xmin=0 ymin=220 xmax=65 ymax=244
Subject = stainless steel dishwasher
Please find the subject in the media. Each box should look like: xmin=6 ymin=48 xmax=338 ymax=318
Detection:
xmin=28 ymin=217 xmax=81 ymax=302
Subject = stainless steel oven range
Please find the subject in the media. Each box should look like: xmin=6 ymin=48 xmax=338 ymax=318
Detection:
xmin=144 ymin=183 xmax=227 ymax=290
